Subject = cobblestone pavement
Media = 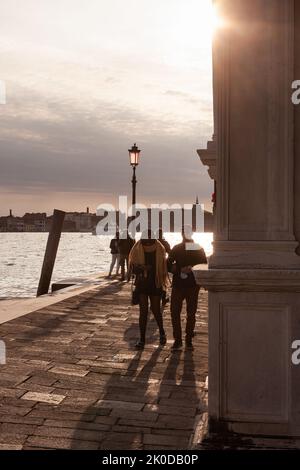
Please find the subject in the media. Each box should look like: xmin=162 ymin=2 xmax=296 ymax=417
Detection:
xmin=0 ymin=279 xmax=208 ymax=450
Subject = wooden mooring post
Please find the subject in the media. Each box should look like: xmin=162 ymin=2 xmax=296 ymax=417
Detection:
xmin=37 ymin=209 xmax=65 ymax=297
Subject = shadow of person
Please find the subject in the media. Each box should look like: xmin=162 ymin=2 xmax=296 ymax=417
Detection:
xmin=71 ymin=285 xmax=206 ymax=450
xmin=156 ymin=349 xmax=206 ymax=449
xmin=71 ymin=338 xmax=163 ymax=450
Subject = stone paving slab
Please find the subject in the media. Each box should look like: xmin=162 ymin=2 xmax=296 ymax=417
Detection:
xmin=0 ymin=279 xmax=208 ymax=450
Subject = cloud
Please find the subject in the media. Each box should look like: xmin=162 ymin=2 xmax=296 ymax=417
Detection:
xmin=0 ymin=0 xmax=214 ymax=215
xmin=0 ymin=85 xmax=213 ymax=212
xmin=164 ymin=89 xmax=201 ymax=105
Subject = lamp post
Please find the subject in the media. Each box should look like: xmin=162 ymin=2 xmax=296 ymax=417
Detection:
xmin=128 ymin=143 xmax=141 ymax=207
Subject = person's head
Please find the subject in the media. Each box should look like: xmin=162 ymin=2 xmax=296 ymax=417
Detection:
xmin=141 ymin=229 xmax=155 ymax=247
xmin=182 ymin=225 xmax=194 ymax=242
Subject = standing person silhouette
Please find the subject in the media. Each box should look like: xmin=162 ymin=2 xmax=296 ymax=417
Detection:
xmin=108 ymin=232 xmax=120 ymax=277
xmin=119 ymin=231 xmax=135 ymax=281
xmin=129 ymin=230 xmax=168 ymax=350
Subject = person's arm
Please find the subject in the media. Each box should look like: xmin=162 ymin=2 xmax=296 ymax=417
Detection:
xmin=131 ymin=263 xmax=152 ymax=280
xmin=167 ymin=249 xmax=178 ymax=274
xmin=132 ymin=264 xmax=144 ymax=275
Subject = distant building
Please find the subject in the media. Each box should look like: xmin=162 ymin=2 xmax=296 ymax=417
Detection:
xmin=0 ymin=207 xmax=213 ymax=233
xmin=62 ymin=220 xmax=77 ymax=232
xmin=23 ymin=213 xmax=47 ymax=232
xmin=0 ymin=217 xmax=8 ymax=232
xmin=65 ymin=208 xmax=94 ymax=232
xmin=6 ymin=216 xmax=24 ymax=232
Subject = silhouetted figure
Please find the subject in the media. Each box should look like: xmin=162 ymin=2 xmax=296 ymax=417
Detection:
xmin=119 ymin=232 xmax=135 ymax=281
xmin=129 ymin=230 xmax=168 ymax=350
xmin=108 ymin=232 xmax=120 ymax=277
xmin=168 ymin=226 xmax=207 ymax=351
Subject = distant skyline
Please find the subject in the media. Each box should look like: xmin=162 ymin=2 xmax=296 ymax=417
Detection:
xmin=0 ymin=0 xmax=214 ymax=216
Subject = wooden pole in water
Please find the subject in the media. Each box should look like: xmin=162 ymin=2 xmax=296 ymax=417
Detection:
xmin=37 ymin=209 xmax=65 ymax=297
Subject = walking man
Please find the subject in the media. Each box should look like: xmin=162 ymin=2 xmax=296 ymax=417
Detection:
xmin=119 ymin=231 xmax=135 ymax=281
xmin=168 ymin=226 xmax=207 ymax=351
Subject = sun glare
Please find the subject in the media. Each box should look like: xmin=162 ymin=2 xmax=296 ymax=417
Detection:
xmin=206 ymin=2 xmax=224 ymax=37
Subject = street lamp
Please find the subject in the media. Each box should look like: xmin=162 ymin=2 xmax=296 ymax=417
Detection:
xmin=128 ymin=143 xmax=141 ymax=207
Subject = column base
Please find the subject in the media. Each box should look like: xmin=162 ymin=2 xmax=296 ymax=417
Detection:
xmin=193 ymin=267 xmax=300 ymax=438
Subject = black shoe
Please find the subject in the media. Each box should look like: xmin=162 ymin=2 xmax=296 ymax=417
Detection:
xmin=171 ymin=340 xmax=183 ymax=351
xmin=160 ymin=334 xmax=167 ymax=346
xmin=185 ymin=340 xmax=194 ymax=351
xmin=135 ymin=340 xmax=145 ymax=350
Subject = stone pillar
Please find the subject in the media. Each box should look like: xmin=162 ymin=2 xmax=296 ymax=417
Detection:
xmin=195 ymin=0 xmax=300 ymax=437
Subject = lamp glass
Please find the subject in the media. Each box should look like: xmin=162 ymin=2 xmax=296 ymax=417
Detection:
xmin=129 ymin=144 xmax=140 ymax=166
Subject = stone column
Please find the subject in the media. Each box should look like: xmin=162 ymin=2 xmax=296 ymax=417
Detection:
xmin=195 ymin=0 xmax=300 ymax=437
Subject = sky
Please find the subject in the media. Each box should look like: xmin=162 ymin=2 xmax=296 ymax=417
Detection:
xmin=0 ymin=0 xmax=214 ymax=216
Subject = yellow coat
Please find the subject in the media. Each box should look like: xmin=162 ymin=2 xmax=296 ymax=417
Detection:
xmin=129 ymin=240 xmax=168 ymax=290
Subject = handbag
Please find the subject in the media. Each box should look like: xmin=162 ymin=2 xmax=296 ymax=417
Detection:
xmin=130 ymin=274 xmax=140 ymax=306
xmin=131 ymin=287 xmax=140 ymax=306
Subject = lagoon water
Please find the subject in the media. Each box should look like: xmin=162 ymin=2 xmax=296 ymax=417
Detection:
xmin=0 ymin=232 xmax=213 ymax=298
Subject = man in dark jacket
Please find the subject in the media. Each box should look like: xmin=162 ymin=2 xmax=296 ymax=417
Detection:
xmin=118 ymin=231 xmax=135 ymax=281
xmin=168 ymin=227 xmax=207 ymax=350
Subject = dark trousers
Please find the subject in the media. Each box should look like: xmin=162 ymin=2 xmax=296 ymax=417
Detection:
xmin=139 ymin=294 xmax=165 ymax=342
xmin=120 ymin=254 xmax=129 ymax=280
xmin=171 ymin=285 xmax=200 ymax=342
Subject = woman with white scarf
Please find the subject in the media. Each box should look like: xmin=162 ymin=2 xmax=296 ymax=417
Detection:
xmin=129 ymin=230 xmax=168 ymax=350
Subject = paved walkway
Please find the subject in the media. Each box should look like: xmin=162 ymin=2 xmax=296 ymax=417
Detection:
xmin=0 ymin=280 xmax=208 ymax=450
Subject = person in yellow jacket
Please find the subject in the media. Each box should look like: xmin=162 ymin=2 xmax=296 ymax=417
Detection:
xmin=129 ymin=230 xmax=168 ymax=350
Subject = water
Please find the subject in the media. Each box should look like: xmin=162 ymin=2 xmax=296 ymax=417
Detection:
xmin=0 ymin=232 xmax=213 ymax=298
